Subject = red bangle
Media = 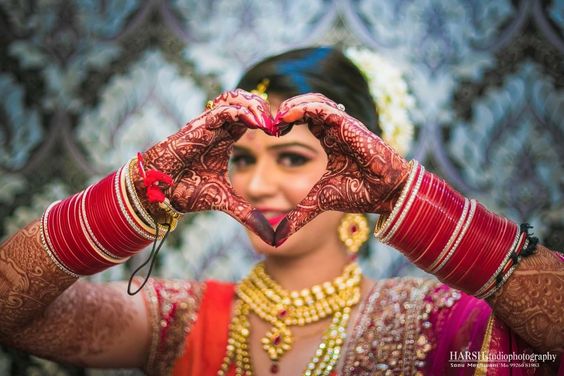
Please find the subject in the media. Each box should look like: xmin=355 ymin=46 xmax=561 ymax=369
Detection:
xmin=42 ymin=164 xmax=157 ymax=276
xmin=390 ymin=171 xmax=434 ymax=253
xmin=375 ymin=162 xmax=423 ymax=241
xmin=403 ymin=172 xmax=439 ymax=253
xmin=437 ymin=208 xmax=496 ymax=287
xmin=411 ymin=189 xmax=466 ymax=269
xmin=84 ymin=170 xmax=152 ymax=257
xmin=470 ymin=224 xmax=521 ymax=296
xmin=40 ymin=202 xmax=79 ymax=277
xmin=436 ymin=202 xmax=497 ymax=285
xmin=405 ymin=174 xmax=456 ymax=262
xmin=48 ymin=194 xmax=101 ymax=275
xmin=375 ymin=161 xmax=522 ymax=296
xmin=474 ymin=231 xmax=525 ymax=298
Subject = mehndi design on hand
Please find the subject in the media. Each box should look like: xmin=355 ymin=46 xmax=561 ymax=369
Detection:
xmin=141 ymin=89 xmax=275 ymax=245
xmin=273 ymin=93 xmax=410 ymax=246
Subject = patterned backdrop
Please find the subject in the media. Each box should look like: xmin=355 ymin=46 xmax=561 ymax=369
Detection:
xmin=0 ymin=0 xmax=562 ymax=374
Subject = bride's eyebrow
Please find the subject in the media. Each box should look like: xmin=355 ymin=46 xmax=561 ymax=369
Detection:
xmin=267 ymin=143 xmax=318 ymax=154
xmin=232 ymin=145 xmax=253 ymax=153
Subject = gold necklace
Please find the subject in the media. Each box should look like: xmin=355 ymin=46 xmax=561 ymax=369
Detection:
xmin=218 ymin=262 xmax=362 ymax=376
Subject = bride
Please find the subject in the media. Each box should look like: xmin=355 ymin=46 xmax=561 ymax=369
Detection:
xmin=1 ymin=47 xmax=562 ymax=375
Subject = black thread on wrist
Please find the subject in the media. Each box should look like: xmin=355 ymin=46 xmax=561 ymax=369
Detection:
xmin=493 ymin=223 xmax=540 ymax=289
xmin=520 ymin=223 xmax=539 ymax=258
xmin=127 ymin=218 xmax=172 ymax=295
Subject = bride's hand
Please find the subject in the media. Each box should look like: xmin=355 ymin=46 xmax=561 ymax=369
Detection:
xmin=273 ymin=93 xmax=411 ymax=246
xmin=140 ymin=89 xmax=275 ymax=245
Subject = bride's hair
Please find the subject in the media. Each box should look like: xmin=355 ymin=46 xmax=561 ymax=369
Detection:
xmin=237 ymin=46 xmax=381 ymax=134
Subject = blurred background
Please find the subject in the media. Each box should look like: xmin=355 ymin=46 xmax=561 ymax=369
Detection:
xmin=0 ymin=0 xmax=562 ymax=374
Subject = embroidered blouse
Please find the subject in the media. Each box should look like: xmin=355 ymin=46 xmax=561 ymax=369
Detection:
xmin=140 ymin=277 xmax=560 ymax=375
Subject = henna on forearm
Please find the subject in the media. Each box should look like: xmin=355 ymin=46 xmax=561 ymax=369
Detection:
xmin=0 ymin=220 xmax=77 ymax=334
xmin=488 ymin=246 xmax=564 ymax=353
xmin=1 ymin=221 xmax=149 ymax=367
xmin=6 ymin=281 xmax=145 ymax=368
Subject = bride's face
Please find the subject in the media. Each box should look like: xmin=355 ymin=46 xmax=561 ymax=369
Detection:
xmin=229 ymin=96 xmax=344 ymax=256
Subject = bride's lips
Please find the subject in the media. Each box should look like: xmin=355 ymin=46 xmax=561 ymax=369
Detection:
xmin=257 ymin=208 xmax=289 ymax=227
xmin=267 ymin=213 xmax=287 ymax=227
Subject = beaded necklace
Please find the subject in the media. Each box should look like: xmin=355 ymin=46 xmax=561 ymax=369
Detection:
xmin=218 ymin=262 xmax=362 ymax=376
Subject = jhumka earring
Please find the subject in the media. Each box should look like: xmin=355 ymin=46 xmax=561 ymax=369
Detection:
xmin=338 ymin=213 xmax=370 ymax=254
xmin=251 ymin=78 xmax=270 ymax=101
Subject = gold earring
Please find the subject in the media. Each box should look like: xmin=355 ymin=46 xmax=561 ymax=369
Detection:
xmin=338 ymin=214 xmax=370 ymax=254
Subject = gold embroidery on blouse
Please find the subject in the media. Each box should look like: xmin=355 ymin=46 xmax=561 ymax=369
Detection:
xmin=141 ymin=278 xmax=205 ymax=376
xmin=474 ymin=313 xmax=495 ymax=376
xmin=340 ymin=278 xmax=461 ymax=375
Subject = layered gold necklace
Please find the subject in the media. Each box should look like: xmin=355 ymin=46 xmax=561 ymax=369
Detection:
xmin=218 ymin=262 xmax=362 ymax=376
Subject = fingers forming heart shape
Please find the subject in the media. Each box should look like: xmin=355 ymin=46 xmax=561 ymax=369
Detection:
xmin=144 ymin=90 xmax=409 ymax=248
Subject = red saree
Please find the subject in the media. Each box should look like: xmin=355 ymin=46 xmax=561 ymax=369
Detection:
xmin=172 ymin=280 xmax=235 ymax=375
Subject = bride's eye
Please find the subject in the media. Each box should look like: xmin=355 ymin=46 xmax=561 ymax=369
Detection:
xmin=278 ymin=152 xmax=310 ymax=167
xmin=230 ymin=154 xmax=255 ymax=169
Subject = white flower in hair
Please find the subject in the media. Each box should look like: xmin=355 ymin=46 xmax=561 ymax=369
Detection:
xmin=345 ymin=47 xmax=415 ymax=156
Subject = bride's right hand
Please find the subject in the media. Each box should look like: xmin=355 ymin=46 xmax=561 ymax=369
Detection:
xmin=139 ymin=89 xmax=276 ymax=245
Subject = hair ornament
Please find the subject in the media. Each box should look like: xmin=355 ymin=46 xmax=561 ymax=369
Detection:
xmin=251 ymin=78 xmax=270 ymax=101
xmin=345 ymin=47 xmax=415 ymax=156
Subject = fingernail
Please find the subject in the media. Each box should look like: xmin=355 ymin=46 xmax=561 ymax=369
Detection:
xmin=273 ymin=111 xmax=287 ymax=125
xmin=248 ymin=209 xmax=275 ymax=246
xmin=273 ymin=218 xmax=291 ymax=247
xmin=262 ymin=113 xmax=275 ymax=135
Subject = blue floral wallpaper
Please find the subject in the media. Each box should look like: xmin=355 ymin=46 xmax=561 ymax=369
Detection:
xmin=0 ymin=0 xmax=562 ymax=374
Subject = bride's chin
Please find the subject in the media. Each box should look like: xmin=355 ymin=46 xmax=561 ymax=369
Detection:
xmin=247 ymin=232 xmax=295 ymax=256
xmin=251 ymin=239 xmax=287 ymax=255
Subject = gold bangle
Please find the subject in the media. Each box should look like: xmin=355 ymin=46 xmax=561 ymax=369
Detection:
xmin=157 ymin=198 xmax=181 ymax=232
xmin=158 ymin=198 xmax=184 ymax=220
xmin=126 ymin=158 xmax=156 ymax=226
xmin=119 ymin=165 xmax=176 ymax=237
xmin=115 ymin=166 xmax=160 ymax=240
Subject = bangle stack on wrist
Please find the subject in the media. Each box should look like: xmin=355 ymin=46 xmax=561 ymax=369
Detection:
xmin=374 ymin=161 xmax=530 ymax=298
xmin=40 ymin=160 xmax=181 ymax=277
xmin=124 ymin=158 xmax=180 ymax=232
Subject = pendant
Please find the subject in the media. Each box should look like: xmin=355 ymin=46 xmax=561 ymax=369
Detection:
xmin=270 ymin=361 xmax=279 ymax=374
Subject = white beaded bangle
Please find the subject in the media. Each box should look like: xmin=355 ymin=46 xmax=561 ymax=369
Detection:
xmin=431 ymin=199 xmax=477 ymax=274
xmin=474 ymin=227 xmax=523 ymax=299
xmin=373 ymin=161 xmax=420 ymax=240
xmin=124 ymin=158 xmax=172 ymax=234
xmin=114 ymin=166 xmax=160 ymax=241
xmin=79 ymin=186 xmax=125 ymax=260
xmin=381 ymin=164 xmax=425 ymax=244
xmin=40 ymin=202 xmax=81 ymax=278
xmin=417 ymin=198 xmax=469 ymax=269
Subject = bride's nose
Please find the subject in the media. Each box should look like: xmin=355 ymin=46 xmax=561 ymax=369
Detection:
xmin=246 ymin=159 xmax=278 ymax=199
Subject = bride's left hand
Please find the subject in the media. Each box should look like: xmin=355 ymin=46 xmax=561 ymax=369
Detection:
xmin=273 ymin=93 xmax=411 ymax=246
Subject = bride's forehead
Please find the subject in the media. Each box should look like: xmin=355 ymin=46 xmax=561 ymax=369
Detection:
xmin=237 ymin=125 xmax=318 ymax=147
